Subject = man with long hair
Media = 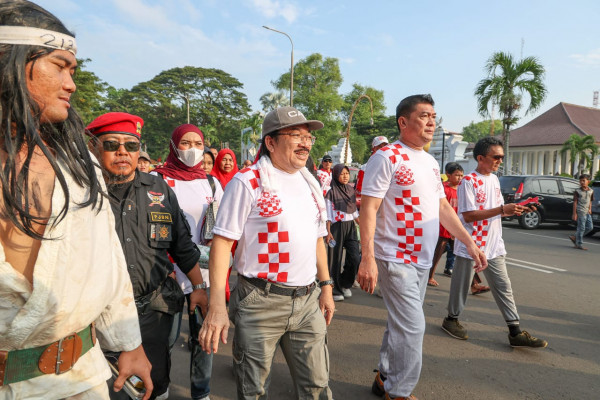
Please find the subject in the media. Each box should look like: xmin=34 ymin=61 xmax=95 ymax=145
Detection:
xmin=0 ymin=2 xmax=152 ymax=398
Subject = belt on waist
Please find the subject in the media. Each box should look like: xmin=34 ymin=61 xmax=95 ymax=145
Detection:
xmin=0 ymin=324 xmax=96 ymax=386
xmin=242 ymin=276 xmax=316 ymax=298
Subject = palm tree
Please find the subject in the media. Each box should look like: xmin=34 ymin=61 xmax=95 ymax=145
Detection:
xmin=259 ymin=91 xmax=289 ymax=112
xmin=560 ymin=134 xmax=599 ymax=176
xmin=243 ymin=112 xmax=263 ymax=145
xmin=475 ymin=52 xmax=547 ymax=173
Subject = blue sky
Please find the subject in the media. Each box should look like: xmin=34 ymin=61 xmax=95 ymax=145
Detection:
xmin=35 ymin=0 xmax=600 ymax=133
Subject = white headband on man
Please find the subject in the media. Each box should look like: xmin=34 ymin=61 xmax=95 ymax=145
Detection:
xmin=0 ymin=26 xmax=77 ymax=55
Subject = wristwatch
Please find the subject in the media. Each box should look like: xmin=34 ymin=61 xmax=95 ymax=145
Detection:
xmin=192 ymin=282 xmax=207 ymax=290
xmin=318 ymin=279 xmax=334 ymax=288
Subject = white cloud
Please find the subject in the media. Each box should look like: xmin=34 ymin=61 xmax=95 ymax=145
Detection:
xmin=247 ymin=0 xmax=300 ymax=23
xmin=569 ymin=48 xmax=600 ymax=67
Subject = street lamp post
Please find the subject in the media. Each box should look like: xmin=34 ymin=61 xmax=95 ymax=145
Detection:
xmin=344 ymin=94 xmax=374 ymax=165
xmin=263 ymin=25 xmax=294 ymax=107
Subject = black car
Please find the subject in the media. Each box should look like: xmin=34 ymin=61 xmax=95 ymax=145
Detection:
xmin=499 ymin=175 xmax=580 ymax=229
xmin=588 ymin=181 xmax=600 ymax=236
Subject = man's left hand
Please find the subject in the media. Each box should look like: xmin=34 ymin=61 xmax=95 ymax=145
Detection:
xmin=188 ymin=287 xmax=209 ymax=317
xmin=319 ymin=285 xmax=335 ymax=325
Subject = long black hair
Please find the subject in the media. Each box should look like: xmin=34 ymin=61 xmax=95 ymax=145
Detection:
xmin=0 ymin=1 xmax=103 ymax=239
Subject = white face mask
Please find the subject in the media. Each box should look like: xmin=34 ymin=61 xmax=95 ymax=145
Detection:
xmin=176 ymin=147 xmax=204 ymax=167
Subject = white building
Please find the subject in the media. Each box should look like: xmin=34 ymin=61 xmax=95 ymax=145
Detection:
xmin=508 ymin=103 xmax=600 ymax=176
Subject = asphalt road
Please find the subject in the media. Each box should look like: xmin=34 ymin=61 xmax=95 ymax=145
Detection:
xmin=167 ymin=222 xmax=599 ymax=400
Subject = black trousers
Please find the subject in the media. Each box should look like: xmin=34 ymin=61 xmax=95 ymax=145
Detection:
xmin=108 ymin=307 xmax=174 ymax=400
xmin=327 ymin=220 xmax=361 ymax=293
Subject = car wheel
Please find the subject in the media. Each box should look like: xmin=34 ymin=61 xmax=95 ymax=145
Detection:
xmin=519 ymin=210 xmax=541 ymax=229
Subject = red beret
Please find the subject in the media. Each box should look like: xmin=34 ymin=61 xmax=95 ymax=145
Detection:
xmin=86 ymin=112 xmax=143 ymax=139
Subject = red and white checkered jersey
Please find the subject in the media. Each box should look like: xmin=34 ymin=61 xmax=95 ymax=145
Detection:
xmin=325 ymin=199 xmax=359 ymax=223
xmin=361 ymin=141 xmax=444 ymax=269
xmin=454 ymin=171 xmax=506 ymax=259
xmin=213 ymin=165 xmax=327 ymax=286
xmin=317 ymin=169 xmax=332 ymax=196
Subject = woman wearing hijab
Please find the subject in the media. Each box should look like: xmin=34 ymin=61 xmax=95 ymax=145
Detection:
xmin=211 ymin=148 xmax=239 ymax=188
xmin=153 ymin=124 xmax=222 ymax=400
xmin=325 ymin=164 xmax=361 ymax=302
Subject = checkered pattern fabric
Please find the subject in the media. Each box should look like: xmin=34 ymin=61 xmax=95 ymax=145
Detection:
xmin=257 ymin=192 xmax=283 ymax=217
xmin=256 ymin=221 xmax=290 ymax=282
xmin=394 ymin=190 xmax=423 ymax=264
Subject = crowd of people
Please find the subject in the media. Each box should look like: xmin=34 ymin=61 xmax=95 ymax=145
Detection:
xmin=0 ymin=2 xmax=559 ymax=400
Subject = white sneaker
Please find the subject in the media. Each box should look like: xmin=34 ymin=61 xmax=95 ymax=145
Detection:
xmin=198 ymin=396 xmax=210 ymax=400
xmin=333 ymin=294 xmax=344 ymax=301
xmin=342 ymin=288 xmax=352 ymax=298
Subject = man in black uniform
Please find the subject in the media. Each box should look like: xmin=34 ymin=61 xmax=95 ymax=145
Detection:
xmin=87 ymin=112 xmax=208 ymax=400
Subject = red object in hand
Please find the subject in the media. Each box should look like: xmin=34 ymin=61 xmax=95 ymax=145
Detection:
xmin=517 ymin=197 xmax=540 ymax=207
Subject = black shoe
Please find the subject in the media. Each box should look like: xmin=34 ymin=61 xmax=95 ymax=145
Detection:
xmin=372 ymin=370 xmax=385 ymax=397
xmin=443 ymin=269 xmax=453 ymax=277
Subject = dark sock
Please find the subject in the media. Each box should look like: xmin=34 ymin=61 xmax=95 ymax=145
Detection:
xmin=508 ymin=325 xmax=522 ymax=336
xmin=446 ymin=315 xmax=457 ymax=321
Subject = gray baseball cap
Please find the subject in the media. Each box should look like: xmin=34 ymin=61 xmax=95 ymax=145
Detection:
xmin=139 ymin=151 xmax=151 ymax=161
xmin=262 ymin=106 xmax=324 ymax=137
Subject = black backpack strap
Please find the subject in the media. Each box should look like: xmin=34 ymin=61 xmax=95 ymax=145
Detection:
xmin=207 ymin=174 xmax=216 ymax=197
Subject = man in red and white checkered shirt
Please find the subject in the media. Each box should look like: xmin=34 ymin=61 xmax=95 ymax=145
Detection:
xmin=357 ymin=94 xmax=487 ymax=400
xmin=444 ymin=136 xmax=548 ymax=349
xmin=199 ymin=107 xmax=336 ymax=399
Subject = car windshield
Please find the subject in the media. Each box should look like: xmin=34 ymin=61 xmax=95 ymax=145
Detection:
xmin=499 ymin=176 xmax=525 ymax=193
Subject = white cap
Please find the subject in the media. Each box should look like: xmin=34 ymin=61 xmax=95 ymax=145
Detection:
xmin=372 ymin=136 xmax=389 ymax=148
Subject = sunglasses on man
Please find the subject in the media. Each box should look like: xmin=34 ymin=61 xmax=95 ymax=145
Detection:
xmin=101 ymin=140 xmax=141 ymax=152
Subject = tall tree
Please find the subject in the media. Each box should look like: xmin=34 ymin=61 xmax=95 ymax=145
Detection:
xmin=273 ymin=53 xmax=344 ymax=159
xmin=474 ymin=51 xmax=547 ymax=172
xmin=560 ymin=134 xmax=599 ymax=176
xmin=340 ymin=84 xmax=387 ymax=163
xmin=123 ymin=66 xmax=251 ymax=159
xmin=71 ymin=58 xmax=109 ymax=124
xmin=259 ymin=91 xmax=289 ymax=112
xmin=461 ymin=120 xmax=503 ymax=143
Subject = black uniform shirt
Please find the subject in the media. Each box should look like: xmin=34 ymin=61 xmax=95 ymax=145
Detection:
xmin=108 ymin=171 xmax=200 ymax=298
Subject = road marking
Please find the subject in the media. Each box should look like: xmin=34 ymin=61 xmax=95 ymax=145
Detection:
xmin=505 ymin=257 xmax=567 ymax=272
xmin=505 ymin=261 xmax=554 ymax=273
xmin=506 ymin=228 xmax=599 ymax=246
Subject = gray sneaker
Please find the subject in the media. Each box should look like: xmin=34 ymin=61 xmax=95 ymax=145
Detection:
xmin=442 ymin=317 xmax=468 ymax=340
xmin=508 ymin=331 xmax=548 ymax=348
xmin=342 ymin=288 xmax=352 ymax=298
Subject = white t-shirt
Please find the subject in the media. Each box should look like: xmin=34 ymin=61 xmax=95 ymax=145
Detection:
xmin=361 ymin=141 xmax=444 ymax=269
xmin=454 ymin=171 xmax=506 ymax=260
xmin=153 ymin=173 xmax=224 ymax=293
xmin=213 ymin=165 xmax=327 ymax=286
xmin=317 ymin=169 xmax=332 ymax=195
xmin=326 ymin=198 xmax=359 ymax=223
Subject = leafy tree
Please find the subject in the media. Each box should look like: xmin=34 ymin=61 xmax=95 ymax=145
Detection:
xmin=71 ymin=58 xmax=109 ymax=124
xmin=260 ymin=91 xmax=289 ymax=112
xmin=560 ymin=134 xmax=599 ymax=176
xmin=475 ymin=51 xmax=547 ymax=170
xmin=122 ymin=66 xmax=251 ymax=159
xmin=273 ymin=53 xmax=344 ymax=158
xmin=339 ymin=84 xmax=387 ymax=163
xmin=461 ymin=120 xmax=503 ymax=143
